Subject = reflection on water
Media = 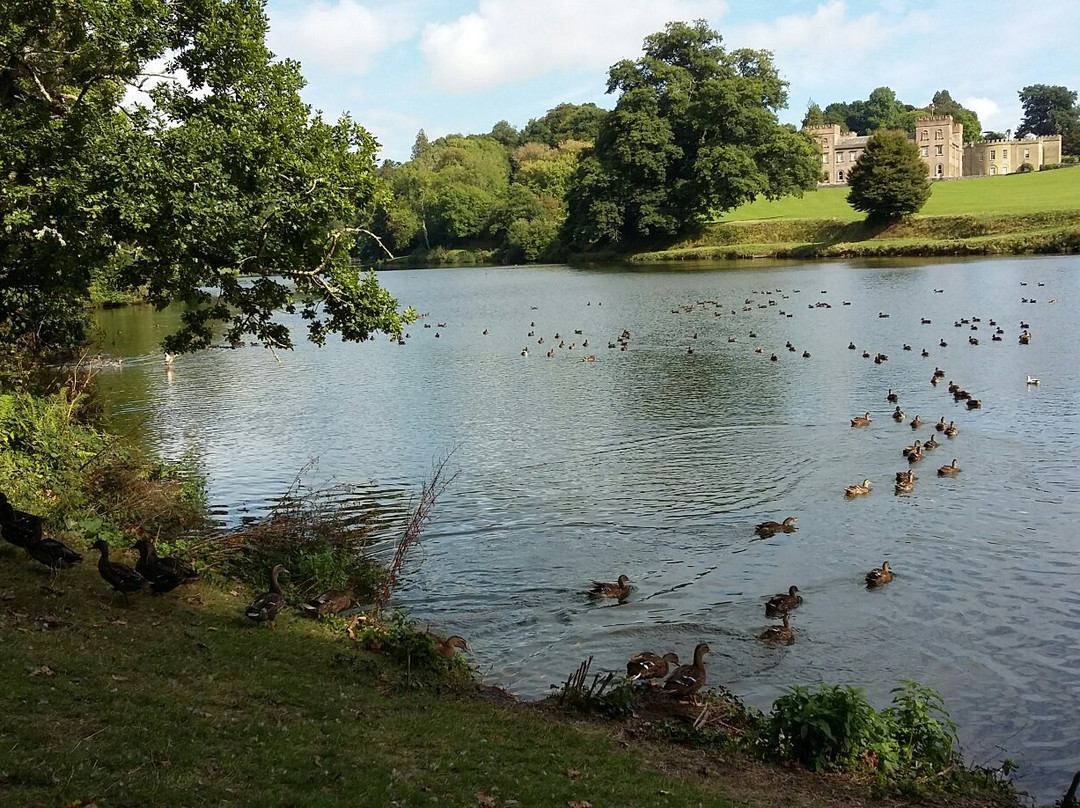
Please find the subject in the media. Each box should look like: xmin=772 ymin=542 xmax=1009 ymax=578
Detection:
xmin=93 ymin=256 xmax=1080 ymax=802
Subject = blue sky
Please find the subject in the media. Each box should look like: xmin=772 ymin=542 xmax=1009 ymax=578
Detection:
xmin=263 ymin=0 xmax=1080 ymax=163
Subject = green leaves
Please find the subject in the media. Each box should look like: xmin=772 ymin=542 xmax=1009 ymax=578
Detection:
xmin=562 ymin=20 xmax=819 ymax=248
xmin=846 ymin=130 xmax=931 ymax=222
xmin=2 ymin=0 xmax=410 ymax=356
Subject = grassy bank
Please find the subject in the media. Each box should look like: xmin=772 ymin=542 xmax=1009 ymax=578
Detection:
xmin=630 ymin=166 xmax=1080 ymax=261
xmin=0 ymin=556 xmax=1022 ymax=808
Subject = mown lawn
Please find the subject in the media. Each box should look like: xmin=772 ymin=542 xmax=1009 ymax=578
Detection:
xmin=721 ymin=166 xmax=1080 ymax=222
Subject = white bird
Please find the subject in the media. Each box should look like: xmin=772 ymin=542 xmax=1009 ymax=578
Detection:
xmin=164 ymin=352 xmax=175 ymax=366
xmin=1026 ymin=376 xmax=1040 ymax=386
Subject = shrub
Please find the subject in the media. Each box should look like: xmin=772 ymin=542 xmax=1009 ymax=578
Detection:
xmin=1016 ymin=162 xmax=1035 ymax=174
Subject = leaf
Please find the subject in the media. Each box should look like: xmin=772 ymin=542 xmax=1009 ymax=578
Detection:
xmin=566 ymin=768 xmax=582 ymax=780
xmin=29 ymin=665 xmax=56 ymax=677
xmin=477 ymin=792 xmax=498 ymax=807
xmin=568 ymin=801 xmax=593 ymax=808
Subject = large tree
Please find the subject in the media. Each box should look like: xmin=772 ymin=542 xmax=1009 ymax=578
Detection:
xmin=1 ymin=0 xmax=412 ymax=357
xmin=562 ymin=21 xmax=819 ymax=247
xmin=847 ymin=130 xmax=930 ymax=222
xmin=1016 ymin=84 xmax=1079 ymax=154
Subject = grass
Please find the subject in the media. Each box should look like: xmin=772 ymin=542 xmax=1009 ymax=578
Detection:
xmin=626 ymin=167 xmax=1080 ymax=262
xmin=721 ymin=165 xmax=1080 ymax=222
xmin=0 ymin=556 xmax=739 ymax=808
xmin=0 ymin=551 xmax=1024 ymax=808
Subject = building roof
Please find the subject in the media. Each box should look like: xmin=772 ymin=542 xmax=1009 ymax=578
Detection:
xmin=837 ymin=136 xmax=869 ymax=148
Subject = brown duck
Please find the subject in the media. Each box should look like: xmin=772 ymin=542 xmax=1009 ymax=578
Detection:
xmin=626 ymin=651 xmax=680 ymax=681
xmin=866 ymin=561 xmax=894 ymax=588
xmin=664 ymin=643 xmax=710 ymax=703
xmin=245 ymin=564 xmax=288 ymax=627
xmin=302 ymin=588 xmax=355 ymax=618
xmin=765 ymin=585 xmax=802 ymax=616
xmin=759 ymin=612 xmax=794 ymax=644
xmin=588 ymin=574 xmax=630 ymax=600
xmin=938 ymin=459 xmax=961 ymax=476
xmin=90 ymin=539 xmax=148 ymax=600
xmin=754 ymin=516 xmax=798 ymax=537
xmin=431 ymin=634 xmax=469 ymax=660
xmin=132 ymin=538 xmax=198 ymax=593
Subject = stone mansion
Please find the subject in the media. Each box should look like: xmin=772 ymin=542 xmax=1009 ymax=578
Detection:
xmin=805 ymin=115 xmax=1063 ymax=186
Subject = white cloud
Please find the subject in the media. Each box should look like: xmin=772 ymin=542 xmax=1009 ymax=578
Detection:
xmin=963 ymin=96 xmax=1018 ymax=135
xmin=419 ymin=0 xmax=725 ymax=93
xmin=267 ymin=1 xmax=416 ymax=76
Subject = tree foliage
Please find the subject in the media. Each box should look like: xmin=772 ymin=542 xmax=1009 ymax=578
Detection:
xmin=520 ymin=103 xmax=606 ymax=147
xmin=1016 ymin=84 xmax=1079 ymax=154
xmin=562 ymin=20 xmax=819 ymax=248
xmin=819 ymin=88 xmax=980 ymax=142
xmin=0 ymin=0 xmax=412 ymax=356
xmin=846 ymin=130 xmax=930 ymax=222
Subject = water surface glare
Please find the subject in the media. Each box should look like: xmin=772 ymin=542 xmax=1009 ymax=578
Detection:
xmin=94 ymin=257 xmax=1080 ymax=803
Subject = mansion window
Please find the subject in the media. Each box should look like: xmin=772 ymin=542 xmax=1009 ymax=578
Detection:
xmin=1024 ymin=149 xmax=1031 ymax=159
xmin=936 ymin=164 xmax=944 ymax=176
xmin=990 ymin=150 xmax=996 ymax=159
xmin=1002 ymin=148 xmax=1008 ymax=158
xmin=822 ymin=153 xmax=828 ymax=163
xmin=936 ymin=129 xmax=943 ymax=139
xmin=921 ymin=130 xmax=929 ymax=140
xmin=921 ymin=147 xmax=928 ymax=157
xmin=836 ymin=153 xmax=843 ymax=162
xmin=837 ymin=170 xmax=845 ymax=182
xmin=935 ymin=145 xmax=943 ymax=156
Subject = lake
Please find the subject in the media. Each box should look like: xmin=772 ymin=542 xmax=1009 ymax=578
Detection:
xmin=93 ymin=256 xmax=1080 ymax=803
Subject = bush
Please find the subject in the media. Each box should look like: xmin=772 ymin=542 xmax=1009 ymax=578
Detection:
xmin=1016 ymin=162 xmax=1035 ymax=174
xmin=847 ymin=130 xmax=931 ymax=221
xmin=762 ymin=681 xmax=962 ymax=781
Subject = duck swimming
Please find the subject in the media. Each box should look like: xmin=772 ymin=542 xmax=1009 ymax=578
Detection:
xmin=765 ymin=585 xmax=802 ymax=616
xmin=850 ymin=412 xmax=871 ymax=428
xmin=938 ymin=458 xmax=961 ymax=476
xmin=588 ymin=574 xmax=630 ymax=600
xmin=845 ymin=479 xmax=873 ymax=497
xmin=754 ymin=516 xmax=798 ymax=536
xmin=866 ymin=561 xmax=894 ymax=588
xmin=759 ymin=612 xmax=794 ymax=644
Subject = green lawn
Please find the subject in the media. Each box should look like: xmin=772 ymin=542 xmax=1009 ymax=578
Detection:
xmin=721 ymin=166 xmax=1080 ymax=222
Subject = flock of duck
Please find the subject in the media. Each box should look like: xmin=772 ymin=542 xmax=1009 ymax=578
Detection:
xmin=0 ymin=494 xmax=365 ymax=629
xmin=496 ymin=279 xmax=1047 ymax=705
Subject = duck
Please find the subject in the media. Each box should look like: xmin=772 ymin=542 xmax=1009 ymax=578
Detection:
xmin=866 ymin=561 xmax=894 ymax=588
xmin=1026 ymin=376 xmax=1040 ymax=386
xmin=923 ymin=434 xmax=939 ymax=450
xmin=431 ymin=634 xmax=469 ymax=661
xmin=27 ymin=534 xmax=83 ymax=578
xmin=894 ymin=471 xmax=916 ymax=494
xmin=938 ymin=459 xmax=961 ymax=476
xmin=902 ymin=439 xmax=922 ymax=458
xmin=0 ymin=492 xmax=43 ymax=552
xmin=90 ymin=539 xmax=148 ymax=600
xmin=910 ymin=415 xmax=923 ymax=430
xmin=850 ymin=412 xmax=871 ymax=428
xmin=245 ymin=564 xmax=289 ymax=626
xmin=940 ymin=339 xmax=948 ymax=348
xmin=848 ymin=341 xmax=856 ymax=350
xmin=626 ymin=651 xmax=680 ymax=681
xmin=886 ymin=389 xmax=898 ymax=403
xmin=765 ymin=585 xmax=802 ymax=616
xmin=892 ymin=406 xmax=905 ymax=422
xmin=754 ymin=516 xmax=798 ymax=536
xmin=845 ymin=479 xmax=872 ymax=497
xmin=933 ymin=367 xmax=946 ymax=378
xmin=921 ymin=349 xmax=930 ymax=357
xmin=588 ymin=574 xmax=630 ymax=600
xmin=132 ymin=538 xmax=198 ymax=593
xmin=966 ymin=399 xmax=982 ymax=409
xmin=759 ymin=612 xmax=794 ymax=644
xmin=302 ymin=588 xmax=355 ymax=618
xmin=944 ymin=422 xmax=959 ymax=437
xmin=930 ymin=374 xmax=939 ymax=386
xmin=663 ymin=643 xmax=710 ymax=703
xmin=935 ymin=417 xmax=947 ymax=432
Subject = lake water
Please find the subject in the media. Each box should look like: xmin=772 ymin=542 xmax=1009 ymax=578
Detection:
xmin=92 ymin=256 xmax=1080 ymax=803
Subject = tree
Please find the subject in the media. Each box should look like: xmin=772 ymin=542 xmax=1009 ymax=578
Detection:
xmin=846 ymin=130 xmax=930 ymax=222
xmin=864 ymin=86 xmax=910 ymax=132
xmin=561 ymin=20 xmax=820 ymax=248
xmin=487 ymin=120 xmax=520 ymax=149
xmin=521 ymin=103 xmax=606 ymax=146
xmin=1016 ymin=84 xmax=1079 ymax=154
xmin=0 ymin=0 xmax=412 ymax=356
xmin=802 ymin=101 xmax=825 ymax=128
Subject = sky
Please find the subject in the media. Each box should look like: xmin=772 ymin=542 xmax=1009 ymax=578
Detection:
xmin=264 ymin=0 xmax=1080 ymax=163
